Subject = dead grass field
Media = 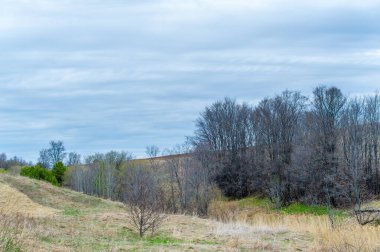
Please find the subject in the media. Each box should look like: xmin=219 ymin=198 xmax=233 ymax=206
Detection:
xmin=1 ymin=174 xmax=380 ymax=251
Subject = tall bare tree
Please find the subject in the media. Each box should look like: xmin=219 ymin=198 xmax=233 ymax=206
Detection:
xmin=254 ymin=91 xmax=306 ymax=206
xmin=311 ymin=86 xmax=347 ymax=206
xmin=66 ymin=152 xmax=81 ymax=166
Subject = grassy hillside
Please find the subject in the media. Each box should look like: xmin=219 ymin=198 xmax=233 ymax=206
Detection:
xmin=1 ymin=174 xmax=380 ymax=251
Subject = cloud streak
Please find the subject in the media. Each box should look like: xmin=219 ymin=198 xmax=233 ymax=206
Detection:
xmin=0 ymin=0 xmax=379 ymax=161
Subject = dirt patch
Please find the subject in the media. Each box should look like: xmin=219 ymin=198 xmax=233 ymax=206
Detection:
xmin=0 ymin=182 xmax=58 ymax=218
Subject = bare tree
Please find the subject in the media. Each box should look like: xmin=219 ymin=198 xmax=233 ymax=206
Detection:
xmin=38 ymin=149 xmax=50 ymax=168
xmin=146 ymin=145 xmax=160 ymax=159
xmin=48 ymin=141 xmax=67 ymax=165
xmin=193 ymin=98 xmax=254 ymax=198
xmin=67 ymin=151 xmax=132 ymax=199
xmin=190 ymin=143 xmax=217 ymax=215
xmin=122 ymin=165 xmax=165 ymax=237
xmin=146 ymin=145 xmax=161 ymax=171
xmin=342 ymin=99 xmax=366 ymax=208
xmin=165 ymin=144 xmax=191 ymax=213
xmin=311 ymin=86 xmax=347 ymax=206
xmin=364 ymin=94 xmax=380 ymax=193
xmin=39 ymin=141 xmax=67 ymax=168
xmin=0 ymin=153 xmax=6 ymax=169
xmin=66 ymin=152 xmax=81 ymax=166
xmin=254 ymin=91 xmax=306 ymax=207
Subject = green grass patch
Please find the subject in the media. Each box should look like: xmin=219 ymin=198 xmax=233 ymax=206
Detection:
xmin=0 ymin=168 xmax=7 ymax=174
xmin=118 ymin=228 xmax=182 ymax=246
xmin=63 ymin=207 xmax=81 ymax=216
xmin=0 ymin=237 xmax=22 ymax=252
xmin=145 ymin=235 xmax=182 ymax=246
xmin=39 ymin=236 xmax=54 ymax=243
xmin=280 ymin=203 xmax=329 ymax=216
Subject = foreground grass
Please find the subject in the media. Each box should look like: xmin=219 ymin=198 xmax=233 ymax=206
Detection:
xmin=3 ymin=173 xmax=380 ymax=251
xmin=2 ymin=174 xmax=296 ymax=251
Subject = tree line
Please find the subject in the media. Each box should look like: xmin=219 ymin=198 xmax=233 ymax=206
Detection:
xmin=192 ymin=86 xmax=380 ymax=212
xmin=63 ymin=86 xmax=380 ymax=218
xmin=4 ymin=85 xmax=380 ymax=234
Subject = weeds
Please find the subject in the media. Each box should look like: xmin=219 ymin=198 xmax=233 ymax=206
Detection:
xmin=208 ymin=200 xmax=240 ymax=223
xmin=0 ymin=214 xmax=35 ymax=251
xmin=63 ymin=207 xmax=81 ymax=216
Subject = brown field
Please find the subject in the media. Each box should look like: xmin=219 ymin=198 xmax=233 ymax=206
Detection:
xmin=1 ymin=174 xmax=380 ymax=251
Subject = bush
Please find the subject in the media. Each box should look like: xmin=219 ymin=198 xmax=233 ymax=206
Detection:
xmin=52 ymin=161 xmax=67 ymax=186
xmin=122 ymin=166 xmax=165 ymax=237
xmin=20 ymin=164 xmax=58 ymax=186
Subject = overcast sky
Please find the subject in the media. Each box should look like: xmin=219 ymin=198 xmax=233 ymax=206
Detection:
xmin=1 ymin=0 xmax=380 ymax=162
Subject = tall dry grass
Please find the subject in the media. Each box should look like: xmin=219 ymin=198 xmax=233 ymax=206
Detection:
xmin=0 ymin=214 xmax=35 ymax=251
xmin=208 ymin=200 xmax=380 ymax=251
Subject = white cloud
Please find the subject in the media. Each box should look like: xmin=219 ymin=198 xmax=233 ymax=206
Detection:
xmin=0 ymin=0 xmax=379 ymax=161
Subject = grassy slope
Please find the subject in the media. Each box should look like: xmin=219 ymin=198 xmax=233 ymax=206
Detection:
xmin=8 ymin=173 xmax=380 ymax=251
xmin=0 ymin=174 xmax=313 ymax=252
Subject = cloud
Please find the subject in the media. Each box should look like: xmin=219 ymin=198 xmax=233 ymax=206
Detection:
xmin=0 ymin=0 xmax=379 ymax=161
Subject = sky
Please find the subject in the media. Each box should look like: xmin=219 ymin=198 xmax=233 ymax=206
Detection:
xmin=1 ymin=0 xmax=380 ymax=162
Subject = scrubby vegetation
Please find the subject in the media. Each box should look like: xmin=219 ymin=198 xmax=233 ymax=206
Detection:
xmin=20 ymin=164 xmax=58 ymax=186
xmin=2 ymin=164 xmax=380 ymax=250
xmin=0 ymin=214 xmax=34 ymax=252
xmin=51 ymin=162 xmax=67 ymax=186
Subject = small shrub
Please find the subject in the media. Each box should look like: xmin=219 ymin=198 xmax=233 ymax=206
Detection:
xmin=122 ymin=166 xmax=165 ymax=237
xmin=20 ymin=164 xmax=58 ymax=186
xmin=52 ymin=161 xmax=67 ymax=186
xmin=0 ymin=168 xmax=7 ymax=174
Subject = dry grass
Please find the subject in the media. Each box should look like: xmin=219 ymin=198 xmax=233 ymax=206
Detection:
xmin=0 ymin=213 xmax=37 ymax=251
xmin=209 ymin=199 xmax=380 ymax=251
xmin=2 ymin=173 xmax=380 ymax=251
xmin=0 ymin=183 xmax=58 ymax=217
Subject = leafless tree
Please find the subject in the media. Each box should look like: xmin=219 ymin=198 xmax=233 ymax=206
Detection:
xmin=342 ymin=99 xmax=366 ymax=208
xmin=0 ymin=153 xmax=7 ymax=169
xmin=253 ymin=91 xmax=306 ymax=206
xmin=48 ymin=141 xmax=67 ymax=165
xmin=38 ymin=149 xmax=51 ymax=168
xmin=310 ymin=86 xmax=347 ymax=206
xmin=67 ymin=151 xmax=131 ymax=199
xmin=363 ymin=94 xmax=380 ymax=193
xmin=66 ymin=152 xmax=81 ymax=166
xmin=190 ymin=143 xmax=217 ymax=215
xmin=146 ymin=145 xmax=160 ymax=159
xmin=38 ymin=140 xmax=66 ymax=168
xmin=164 ymin=144 xmax=192 ymax=213
xmin=122 ymin=165 xmax=165 ymax=237
xmin=193 ymin=97 xmax=254 ymax=198
xmin=146 ymin=145 xmax=161 ymax=171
